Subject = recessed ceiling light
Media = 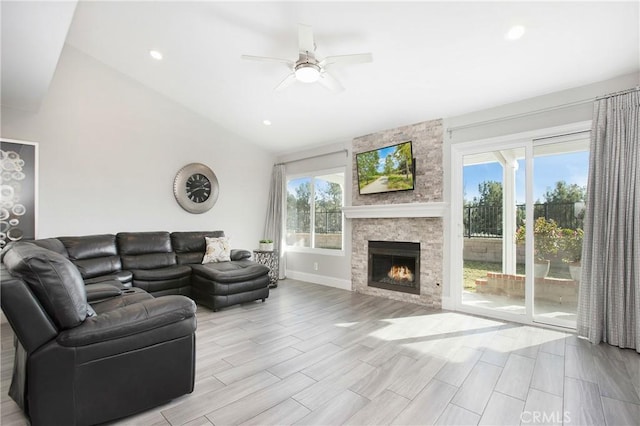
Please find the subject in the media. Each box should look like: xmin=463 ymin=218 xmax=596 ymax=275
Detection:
xmin=149 ymin=50 xmax=163 ymax=60
xmin=263 ymin=120 xmax=272 ymax=126
xmin=505 ymin=25 xmax=526 ymax=41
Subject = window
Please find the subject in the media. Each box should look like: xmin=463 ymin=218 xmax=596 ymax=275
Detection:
xmin=286 ymin=169 xmax=344 ymax=251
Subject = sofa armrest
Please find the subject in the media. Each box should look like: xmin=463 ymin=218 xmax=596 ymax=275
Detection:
xmin=57 ymin=296 xmax=196 ymax=347
xmin=85 ymin=281 xmax=123 ymax=303
xmin=230 ymin=249 xmax=252 ymax=261
xmin=1 ymin=268 xmax=58 ymax=352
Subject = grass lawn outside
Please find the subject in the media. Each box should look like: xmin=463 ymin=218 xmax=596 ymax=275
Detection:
xmin=463 ymin=260 xmax=571 ymax=291
xmin=463 ymin=260 xmax=525 ymax=291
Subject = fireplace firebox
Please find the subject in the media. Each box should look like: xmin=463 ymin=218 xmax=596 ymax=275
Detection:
xmin=368 ymin=241 xmax=420 ymax=295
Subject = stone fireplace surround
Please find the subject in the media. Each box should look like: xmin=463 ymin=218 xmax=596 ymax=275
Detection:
xmin=345 ymin=119 xmax=445 ymax=309
xmin=368 ymin=240 xmax=421 ymax=295
xmin=349 ymin=216 xmax=444 ymax=308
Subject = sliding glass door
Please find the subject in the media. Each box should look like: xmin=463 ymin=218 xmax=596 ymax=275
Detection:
xmin=531 ymin=139 xmax=589 ymax=327
xmin=461 ymin=147 xmax=525 ymax=317
xmin=454 ymin=128 xmax=590 ymax=329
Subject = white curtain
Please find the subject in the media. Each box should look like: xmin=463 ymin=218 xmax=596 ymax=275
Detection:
xmin=577 ymin=89 xmax=639 ymax=352
xmin=263 ymin=164 xmax=286 ymax=279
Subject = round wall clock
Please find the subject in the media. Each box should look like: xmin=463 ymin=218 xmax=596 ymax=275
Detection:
xmin=173 ymin=163 xmax=219 ymax=214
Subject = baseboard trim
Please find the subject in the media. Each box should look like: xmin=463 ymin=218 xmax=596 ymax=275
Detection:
xmin=285 ymin=270 xmax=352 ymax=291
xmin=441 ymin=296 xmax=454 ymax=310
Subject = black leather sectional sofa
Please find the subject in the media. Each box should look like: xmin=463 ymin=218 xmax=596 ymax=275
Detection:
xmin=0 ymin=230 xmax=270 ymax=425
xmin=38 ymin=230 xmax=271 ymax=310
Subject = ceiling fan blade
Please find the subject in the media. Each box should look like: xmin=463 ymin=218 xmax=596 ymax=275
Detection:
xmin=320 ymin=53 xmax=373 ymax=68
xmin=298 ymin=24 xmax=315 ymax=53
xmin=275 ymin=73 xmax=297 ymax=91
xmin=241 ymin=55 xmax=294 ymax=68
xmin=318 ymin=71 xmax=344 ymax=92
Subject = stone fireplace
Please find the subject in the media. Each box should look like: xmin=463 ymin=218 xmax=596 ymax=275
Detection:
xmin=345 ymin=118 xmax=444 ymax=309
xmin=348 ymin=215 xmax=443 ymax=308
xmin=368 ymin=241 xmax=420 ymax=295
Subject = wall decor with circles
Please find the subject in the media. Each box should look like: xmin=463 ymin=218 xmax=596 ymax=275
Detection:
xmin=0 ymin=139 xmax=38 ymax=248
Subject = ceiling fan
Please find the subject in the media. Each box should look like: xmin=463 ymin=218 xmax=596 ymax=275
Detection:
xmin=241 ymin=24 xmax=373 ymax=92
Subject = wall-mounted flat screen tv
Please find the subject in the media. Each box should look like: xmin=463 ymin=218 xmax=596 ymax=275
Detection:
xmin=356 ymin=141 xmax=415 ymax=195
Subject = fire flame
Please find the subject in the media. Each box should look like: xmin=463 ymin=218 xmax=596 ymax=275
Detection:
xmin=388 ymin=265 xmax=414 ymax=282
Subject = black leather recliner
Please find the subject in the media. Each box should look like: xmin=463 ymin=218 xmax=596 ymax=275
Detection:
xmin=0 ymin=242 xmax=197 ymax=426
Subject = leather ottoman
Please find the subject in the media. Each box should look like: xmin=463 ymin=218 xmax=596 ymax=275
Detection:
xmin=190 ymin=260 xmax=270 ymax=311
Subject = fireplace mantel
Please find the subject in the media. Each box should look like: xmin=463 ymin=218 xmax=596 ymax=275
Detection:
xmin=343 ymin=202 xmax=448 ymax=219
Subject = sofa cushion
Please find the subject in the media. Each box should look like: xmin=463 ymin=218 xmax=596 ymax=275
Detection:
xmin=59 ymin=235 xmax=123 ymax=279
xmin=202 ymin=237 xmax=231 ymax=263
xmin=131 ymin=265 xmax=192 ymax=281
xmin=175 ymin=252 xmax=204 ymax=265
xmin=171 ymin=231 xmax=225 ymax=264
xmin=60 ymin=234 xmax=118 ymax=260
xmin=31 ymin=238 xmax=68 ymax=257
xmin=118 ymin=232 xmax=177 ymax=270
xmin=57 ymin=296 xmax=196 ymax=347
xmin=2 ymin=242 xmax=89 ymax=330
xmin=73 ymin=256 xmax=122 ymax=278
xmin=191 ymin=260 xmax=269 ymax=283
xmin=171 ymin=231 xmax=225 ymax=253
xmin=121 ymin=253 xmax=176 ymax=270
xmin=117 ymin=232 xmax=172 ymax=255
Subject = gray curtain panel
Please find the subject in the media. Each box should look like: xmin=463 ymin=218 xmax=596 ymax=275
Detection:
xmin=263 ymin=164 xmax=286 ymax=279
xmin=577 ymin=89 xmax=639 ymax=352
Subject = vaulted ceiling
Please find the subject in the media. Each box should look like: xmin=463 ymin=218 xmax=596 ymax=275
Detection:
xmin=2 ymin=1 xmax=639 ymax=153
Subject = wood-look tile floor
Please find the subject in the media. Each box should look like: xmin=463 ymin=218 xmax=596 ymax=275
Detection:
xmin=2 ymin=279 xmax=639 ymax=425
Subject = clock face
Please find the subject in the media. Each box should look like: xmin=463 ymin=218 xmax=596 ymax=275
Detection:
xmin=173 ymin=163 xmax=219 ymax=214
xmin=186 ymin=173 xmax=211 ymax=203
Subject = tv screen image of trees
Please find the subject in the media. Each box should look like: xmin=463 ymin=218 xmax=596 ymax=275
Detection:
xmin=356 ymin=142 xmax=414 ymax=195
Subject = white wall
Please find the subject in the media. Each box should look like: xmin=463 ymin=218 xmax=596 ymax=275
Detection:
xmin=278 ymin=142 xmax=352 ymax=289
xmin=445 ymin=72 xmax=640 ymax=144
xmin=0 ymin=45 xmax=275 ymax=251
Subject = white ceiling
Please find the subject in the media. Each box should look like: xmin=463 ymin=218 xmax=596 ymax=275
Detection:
xmin=1 ymin=0 xmax=77 ymax=111
xmin=3 ymin=1 xmax=639 ymax=153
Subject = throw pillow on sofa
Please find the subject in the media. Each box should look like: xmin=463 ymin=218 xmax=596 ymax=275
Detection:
xmin=202 ymin=236 xmax=231 ymax=263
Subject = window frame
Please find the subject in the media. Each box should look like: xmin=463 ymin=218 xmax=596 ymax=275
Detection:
xmin=285 ymin=167 xmax=345 ymax=256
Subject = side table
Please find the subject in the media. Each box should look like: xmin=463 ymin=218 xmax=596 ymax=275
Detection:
xmin=253 ymin=250 xmax=279 ymax=288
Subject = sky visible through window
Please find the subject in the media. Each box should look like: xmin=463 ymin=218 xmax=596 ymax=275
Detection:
xmin=288 ymin=177 xmax=310 ymax=196
xmin=287 ymin=177 xmax=334 ymax=196
xmin=464 ymin=151 xmax=589 ymax=204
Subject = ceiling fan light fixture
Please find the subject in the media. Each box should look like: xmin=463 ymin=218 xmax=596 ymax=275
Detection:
xmin=149 ymin=49 xmax=163 ymax=60
xmin=505 ymin=25 xmax=526 ymax=41
xmin=295 ymin=63 xmax=321 ymax=83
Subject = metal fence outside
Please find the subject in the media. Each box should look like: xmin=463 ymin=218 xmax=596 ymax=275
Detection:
xmin=463 ymin=202 xmax=584 ymax=238
xmin=287 ymin=208 xmax=342 ymax=234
